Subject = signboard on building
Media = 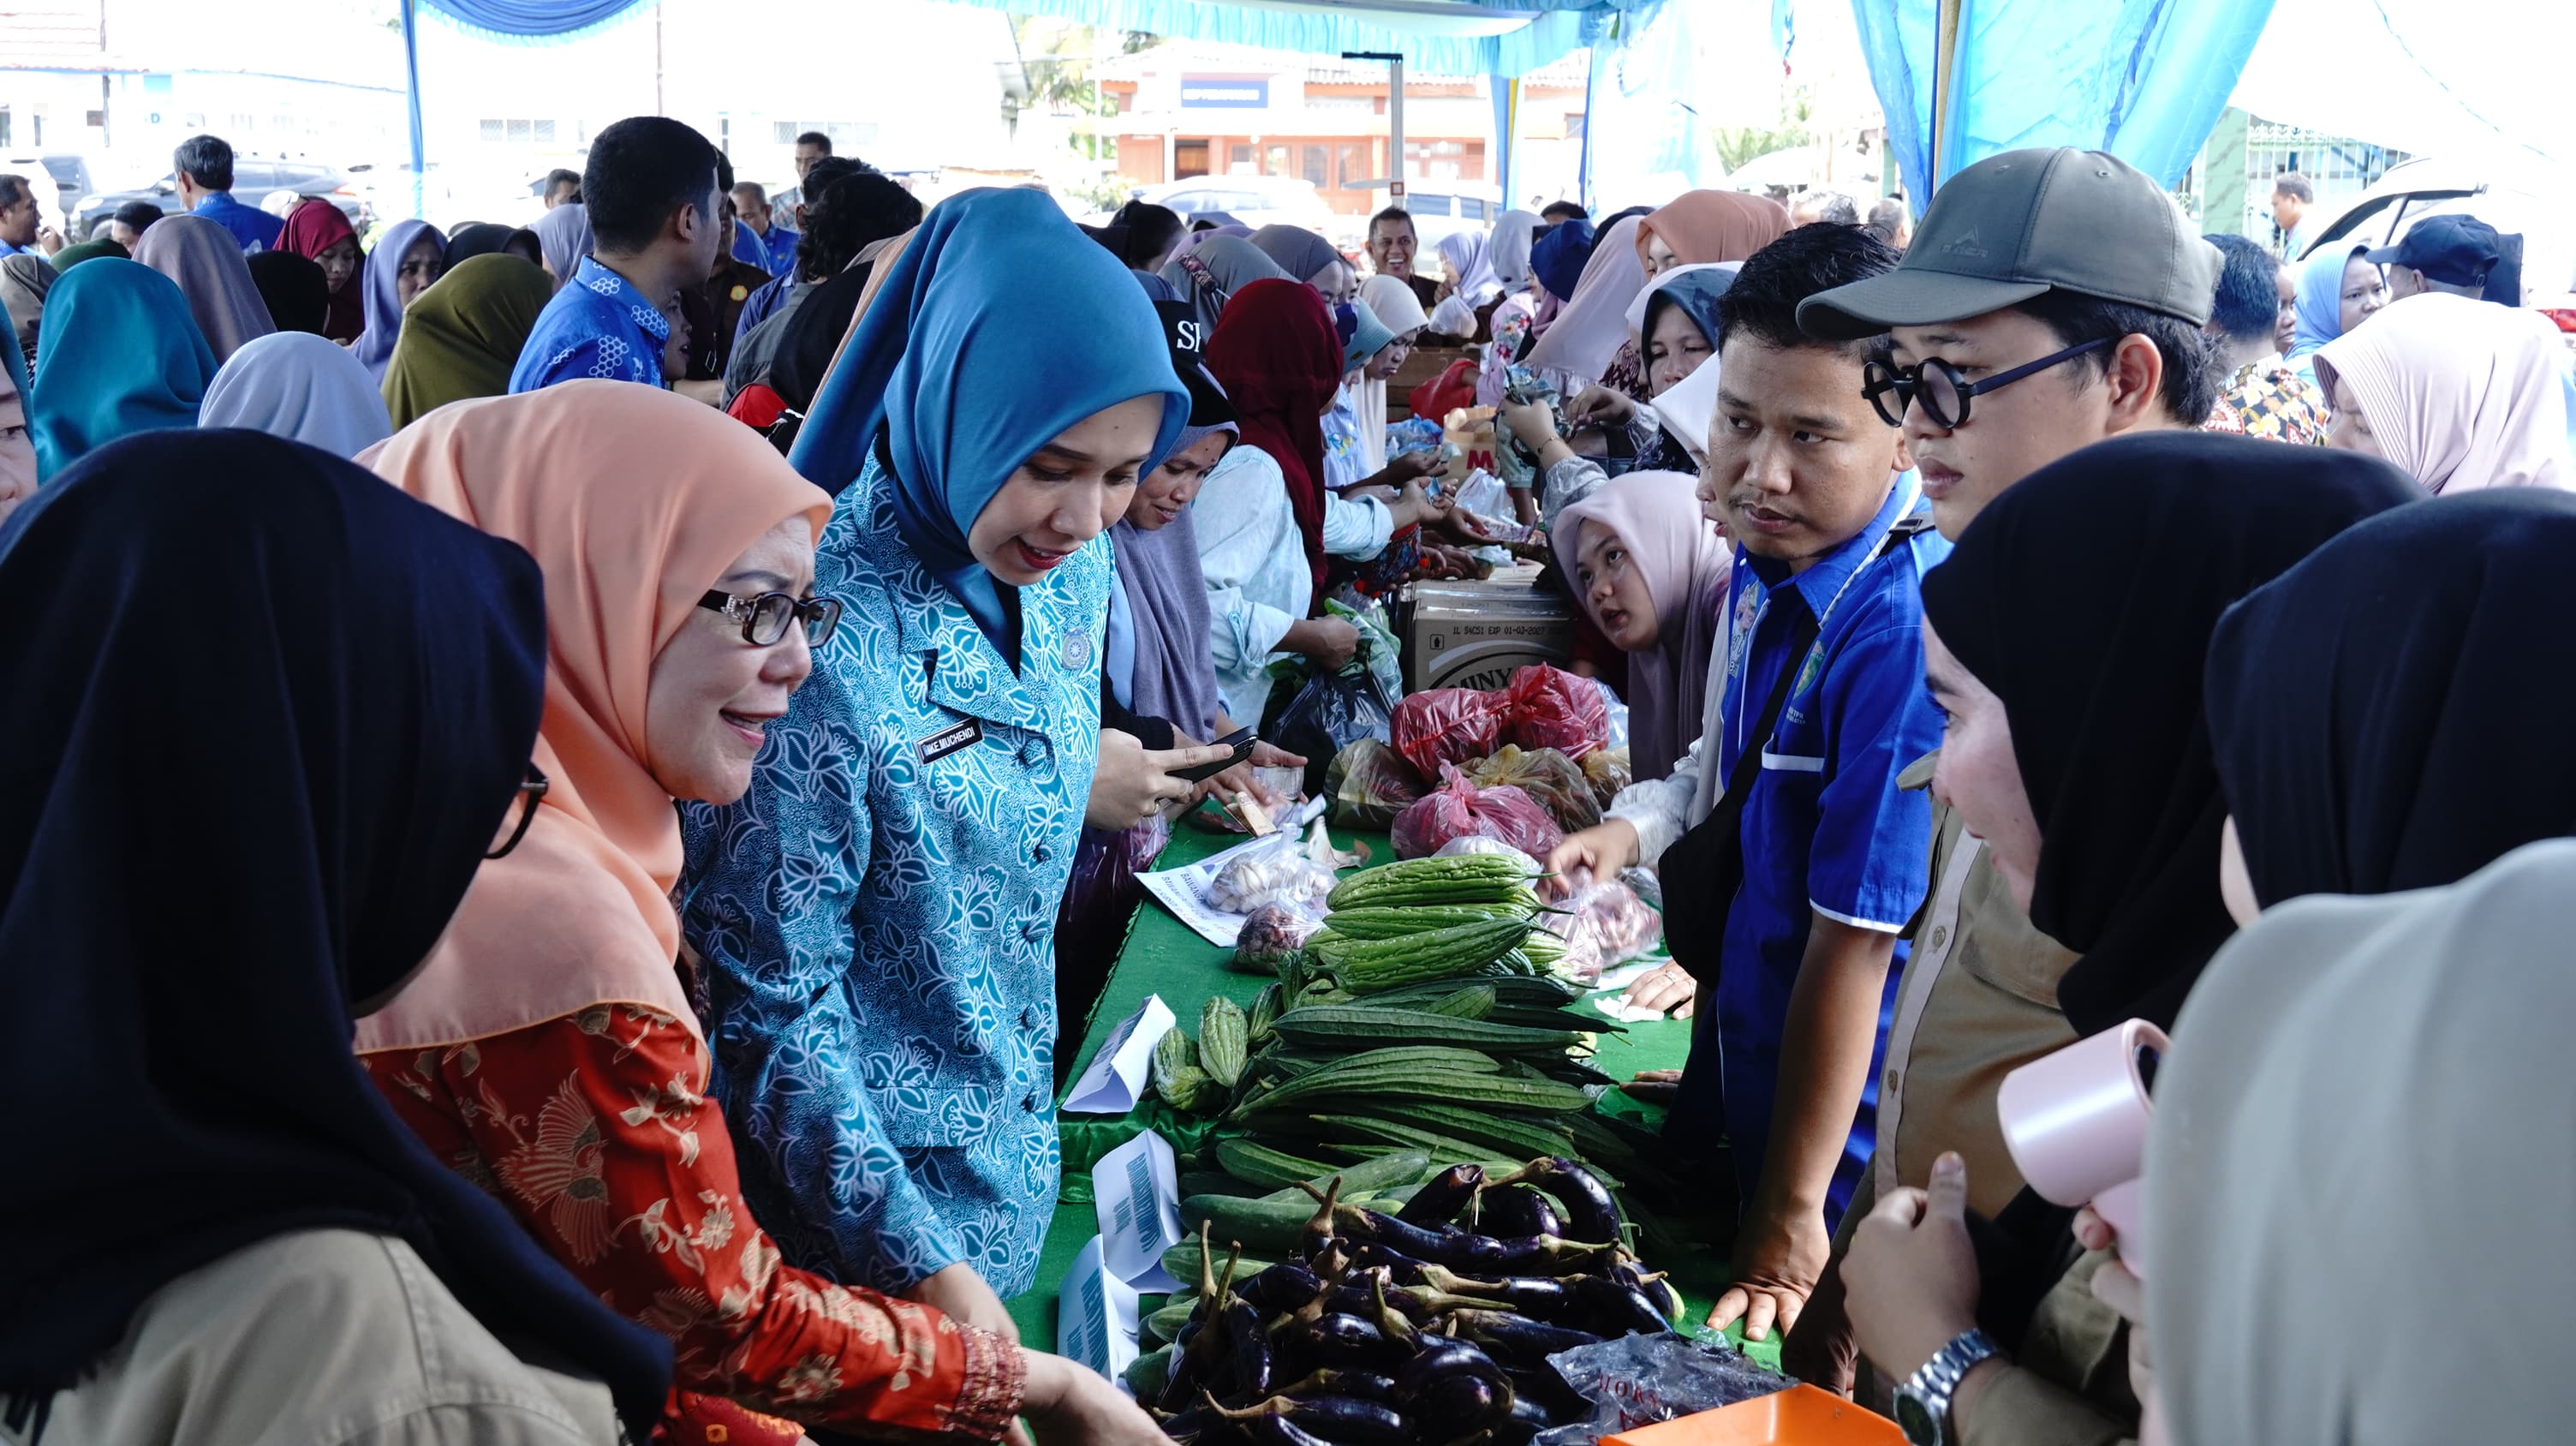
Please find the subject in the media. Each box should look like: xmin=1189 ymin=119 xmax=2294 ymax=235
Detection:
xmin=1179 ymin=75 xmax=1269 ymax=110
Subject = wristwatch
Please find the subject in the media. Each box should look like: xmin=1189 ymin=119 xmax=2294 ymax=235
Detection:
xmin=1893 ymin=1328 xmax=2001 ymax=1446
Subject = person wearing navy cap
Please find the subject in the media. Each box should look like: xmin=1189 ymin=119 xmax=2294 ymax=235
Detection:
xmin=2368 ymin=213 xmax=2503 ymax=302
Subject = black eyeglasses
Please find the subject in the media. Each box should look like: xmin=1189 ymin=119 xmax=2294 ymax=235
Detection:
xmin=487 ymin=762 xmax=548 ymax=860
xmin=698 ymin=589 xmax=844 ymax=647
xmin=1862 ymin=337 xmax=2114 ymax=429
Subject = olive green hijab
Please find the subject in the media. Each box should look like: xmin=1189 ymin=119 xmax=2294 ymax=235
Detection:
xmin=379 ymin=254 xmax=553 ymax=429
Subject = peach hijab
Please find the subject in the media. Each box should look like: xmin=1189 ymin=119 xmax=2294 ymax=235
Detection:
xmin=1634 ymin=189 xmax=1791 ymax=268
xmin=355 ymin=381 xmax=832 ymax=1057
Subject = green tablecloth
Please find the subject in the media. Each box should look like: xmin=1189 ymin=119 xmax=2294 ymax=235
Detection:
xmin=1005 ymin=822 xmax=1779 ymax=1366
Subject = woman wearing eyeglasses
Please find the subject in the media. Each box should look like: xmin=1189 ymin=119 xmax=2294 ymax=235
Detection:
xmin=353 ymin=382 xmax=1153 ymax=1446
xmin=677 ymin=188 xmax=1214 ymax=1352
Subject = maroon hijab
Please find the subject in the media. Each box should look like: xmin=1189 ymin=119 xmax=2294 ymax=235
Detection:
xmin=1206 ymin=278 xmax=1343 ymax=597
xmin=277 ymin=199 xmax=363 ymax=344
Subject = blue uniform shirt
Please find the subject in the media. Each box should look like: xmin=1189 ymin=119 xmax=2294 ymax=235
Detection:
xmin=509 ymin=255 xmax=670 ymax=393
xmin=190 ymin=192 xmax=284 ymax=254
xmin=732 ymin=221 xmax=800 ymax=278
xmin=677 ymin=456 xmax=1106 ymax=1297
xmin=1678 ymin=477 xmax=1948 ymax=1228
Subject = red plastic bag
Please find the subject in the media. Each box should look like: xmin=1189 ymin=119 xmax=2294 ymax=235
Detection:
xmin=1500 ymin=664 xmax=1609 ymax=761
xmin=1391 ymin=766 xmax=1566 ymax=860
xmin=1390 ymin=687 xmax=1502 ymax=778
xmin=1409 ymin=357 xmax=1478 ymax=421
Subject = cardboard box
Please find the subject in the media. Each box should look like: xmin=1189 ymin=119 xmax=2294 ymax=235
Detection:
xmin=1407 ymin=568 xmax=1574 ymax=692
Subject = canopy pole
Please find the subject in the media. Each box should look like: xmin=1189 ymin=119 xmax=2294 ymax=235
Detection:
xmin=402 ymin=0 xmax=425 ymax=222
xmin=1929 ymin=0 xmax=1963 ymax=192
xmin=1345 ymin=51 xmax=1406 ymax=209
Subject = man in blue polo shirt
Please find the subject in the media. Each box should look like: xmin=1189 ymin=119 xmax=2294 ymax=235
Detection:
xmin=512 ymin=116 xmax=724 ymax=393
xmin=1549 ymin=223 xmax=1947 ymax=1343
xmin=729 ymin=181 xmax=800 ymax=278
xmin=172 ymin=134 xmax=283 ymax=254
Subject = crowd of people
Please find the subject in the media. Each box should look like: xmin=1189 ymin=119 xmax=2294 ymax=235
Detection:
xmin=3 ymin=105 xmax=2574 ymax=1446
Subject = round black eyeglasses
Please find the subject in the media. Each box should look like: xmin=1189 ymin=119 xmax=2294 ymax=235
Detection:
xmin=487 ymin=762 xmax=548 ymax=860
xmin=1862 ymin=337 xmax=2114 ymax=430
xmin=698 ymin=589 xmax=844 ymax=647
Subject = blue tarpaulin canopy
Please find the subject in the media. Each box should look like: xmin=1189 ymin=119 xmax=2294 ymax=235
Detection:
xmin=1855 ymin=0 xmax=2276 ymax=209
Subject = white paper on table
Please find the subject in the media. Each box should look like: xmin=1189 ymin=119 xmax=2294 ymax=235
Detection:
xmin=1094 ymin=1130 xmax=1187 ymax=1293
xmin=1063 ymin=994 xmax=1177 ymax=1114
xmin=1057 ymin=1234 xmax=1142 ymax=1390
xmin=1588 ymin=958 xmax=1681 ymax=1023
xmin=1135 ymin=794 xmax=1332 ymax=947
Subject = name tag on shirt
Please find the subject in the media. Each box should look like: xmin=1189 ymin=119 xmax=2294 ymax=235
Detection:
xmin=916 ymin=717 xmax=983 ymax=764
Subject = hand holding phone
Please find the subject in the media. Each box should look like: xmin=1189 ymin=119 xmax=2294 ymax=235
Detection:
xmin=1172 ymin=726 xmax=1256 ymax=783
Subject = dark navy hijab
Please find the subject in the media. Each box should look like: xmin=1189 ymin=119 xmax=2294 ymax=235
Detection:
xmin=1922 ymin=431 xmax=2422 ymax=1037
xmin=0 ymin=431 xmax=671 ymax=1436
xmin=2208 ymin=489 xmax=2576 ymax=907
xmin=790 ymin=187 xmax=1187 ymax=660
xmin=1531 ymin=217 xmax=1596 ymax=302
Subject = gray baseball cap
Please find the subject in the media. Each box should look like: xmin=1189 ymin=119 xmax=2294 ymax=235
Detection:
xmin=1798 ymin=148 xmax=2221 ymax=340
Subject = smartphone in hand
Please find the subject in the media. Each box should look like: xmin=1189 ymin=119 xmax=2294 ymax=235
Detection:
xmin=1172 ymin=726 xmax=1256 ymax=783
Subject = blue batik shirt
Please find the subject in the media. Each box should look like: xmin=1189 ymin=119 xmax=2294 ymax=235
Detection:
xmin=1694 ymin=477 xmax=1948 ymax=1226
xmin=678 ymin=456 xmax=1106 ymax=1298
xmin=191 ymin=192 xmax=284 ymax=254
xmin=510 ymin=255 xmax=670 ymax=393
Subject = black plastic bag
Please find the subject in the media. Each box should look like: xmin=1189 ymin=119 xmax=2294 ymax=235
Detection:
xmin=1263 ymin=662 xmax=1395 ymax=798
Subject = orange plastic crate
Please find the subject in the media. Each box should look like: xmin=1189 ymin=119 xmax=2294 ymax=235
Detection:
xmin=1600 ymin=1385 xmax=1908 ymax=1446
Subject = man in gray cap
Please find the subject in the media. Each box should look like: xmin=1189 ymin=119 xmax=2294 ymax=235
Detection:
xmin=1798 ymin=146 xmax=2224 ymax=541
xmin=1780 ymin=149 xmax=2223 ymax=1428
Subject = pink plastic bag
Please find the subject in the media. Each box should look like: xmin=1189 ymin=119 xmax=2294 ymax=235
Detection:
xmin=1390 ymin=687 xmax=1502 ymax=778
xmin=1499 ymin=665 xmax=1608 ymax=760
xmin=1391 ymin=765 xmax=1566 ymax=860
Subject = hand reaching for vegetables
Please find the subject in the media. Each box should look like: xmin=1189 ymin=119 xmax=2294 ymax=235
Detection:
xmin=1021 ymin=1350 xmax=1168 ymax=1446
xmin=1088 ymin=730 xmax=1233 ymax=830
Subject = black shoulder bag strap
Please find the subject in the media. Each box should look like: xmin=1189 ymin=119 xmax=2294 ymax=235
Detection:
xmin=1659 ymin=513 xmax=1931 ymax=986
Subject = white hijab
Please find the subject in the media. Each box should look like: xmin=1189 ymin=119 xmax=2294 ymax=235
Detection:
xmin=1520 ymin=216 xmax=1647 ymax=385
xmin=2147 ymin=836 xmax=2576 ymax=1444
xmin=1358 ymin=273 xmax=1429 ymax=472
xmin=2312 ymin=291 xmax=2573 ymax=494
xmin=1429 ymin=228 xmax=1505 ymax=334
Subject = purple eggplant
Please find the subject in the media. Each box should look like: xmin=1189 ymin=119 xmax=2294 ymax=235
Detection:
xmin=1215 ymin=1395 xmax=1410 ymax=1446
xmin=1241 ymin=1406 xmax=1340 ymax=1446
xmin=1444 ymin=1310 xmax=1606 ymax=1367
xmin=1492 ymin=1394 xmax=1558 ymax=1446
xmin=1237 ymin=1261 xmax=1328 ymax=1313
xmin=1160 ymin=1228 xmax=1246 ymax=1413
xmin=1296 ymin=1312 xmax=1410 ymax=1369
xmin=1277 ymin=1370 xmax=1398 ymax=1406
xmin=1502 ymin=1365 xmax=1589 ymax=1423
xmin=1410 ymin=1268 xmax=1573 ymax=1321
xmin=1613 ymin=1260 xmax=1683 ymax=1324
xmin=1344 ymin=1241 xmax=1434 ymax=1284
xmin=1393 ymin=1337 xmax=1512 ymax=1406
xmin=1569 ymin=1275 xmax=1669 ymax=1335
xmin=1476 ymin=1184 xmax=1563 ymax=1240
xmin=1227 ymin=1299 xmax=1275 ymax=1399
xmin=1494 ymin=1159 xmax=1620 ymax=1245
xmin=1412 ymin=1371 xmax=1512 ymax=1434
xmin=1398 ymin=1164 xmax=1485 ymax=1228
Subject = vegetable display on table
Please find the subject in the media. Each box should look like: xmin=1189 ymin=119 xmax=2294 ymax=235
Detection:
xmin=1134 ymin=1155 xmax=1683 ymax=1446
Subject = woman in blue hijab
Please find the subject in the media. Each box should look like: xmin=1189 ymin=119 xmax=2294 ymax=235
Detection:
xmin=28 ymin=258 xmax=218 ymax=481
xmin=681 ymin=188 xmax=1217 ymax=1334
xmin=2283 ymin=242 xmax=2387 ymax=385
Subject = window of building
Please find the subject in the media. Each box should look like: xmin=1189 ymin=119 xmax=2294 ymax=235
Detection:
xmin=1229 ymin=143 xmax=1253 ymax=173
xmin=1264 ymin=143 xmax=1291 ymax=177
xmin=0 ymin=109 xmax=12 ymax=148
xmin=1302 ymin=144 xmax=1328 ymax=188
xmin=1176 ymin=139 xmax=1209 ymax=178
xmin=480 ymin=118 xmax=559 ymax=145
xmin=480 ymin=119 xmax=504 ymax=141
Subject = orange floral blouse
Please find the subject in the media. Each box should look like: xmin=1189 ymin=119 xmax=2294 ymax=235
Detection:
xmin=365 ymin=1004 xmax=1024 ymax=1443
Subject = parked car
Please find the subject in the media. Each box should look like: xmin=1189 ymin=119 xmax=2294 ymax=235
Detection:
xmin=343 ymin=159 xmax=563 ymax=230
xmin=3 ymin=153 xmax=98 ymax=233
xmin=1131 ymin=175 xmax=1342 ymax=248
xmin=75 ymin=160 xmax=367 ymax=241
xmin=2303 ymin=153 xmax=2576 ymax=303
xmin=1358 ymin=182 xmax=1501 ymax=256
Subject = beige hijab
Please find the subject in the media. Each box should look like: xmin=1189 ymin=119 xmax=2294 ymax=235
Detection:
xmin=2146 ymin=836 xmax=2576 ymax=1443
xmin=2312 ymin=291 xmax=2573 ymax=493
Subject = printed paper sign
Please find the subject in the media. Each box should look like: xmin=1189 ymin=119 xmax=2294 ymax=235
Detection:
xmin=1063 ymin=994 xmax=1178 ymax=1114
xmin=1136 ymin=795 xmax=1330 ymax=947
xmin=1094 ymin=1129 xmax=1186 ymax=1292
xmin=1058 ymin=1234 xmax=1142 ymax=1389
